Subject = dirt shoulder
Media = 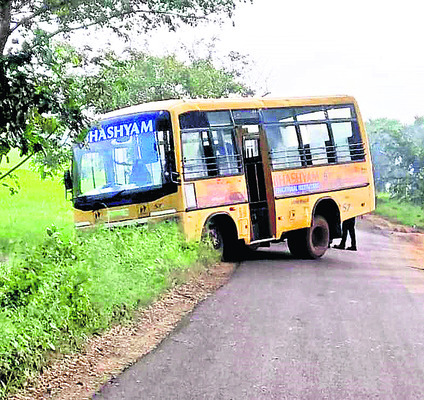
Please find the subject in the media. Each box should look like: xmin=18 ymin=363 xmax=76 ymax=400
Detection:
xmin=359 ymin=213 xmax=424 ymax=235
xmin=8 ymin=214 xmax=424 ymax=400
xmin=359 ymin=214 xmax=424 ymax=252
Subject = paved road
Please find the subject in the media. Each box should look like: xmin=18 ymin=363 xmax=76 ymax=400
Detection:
xmin=95 ymin=225 xmax=424 ymax=399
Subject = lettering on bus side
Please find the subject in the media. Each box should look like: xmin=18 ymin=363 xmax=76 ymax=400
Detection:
xmin=280 ymin=171 xmax=320 ymax=186
xmin=273 ymin=170 xmax=320 ymax=196
xmin=273 ymin=162 xmax=369 ymax=198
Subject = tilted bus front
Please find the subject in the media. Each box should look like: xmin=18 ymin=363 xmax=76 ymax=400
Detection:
xmin=69 ymin=107 xmax=182 ymax=228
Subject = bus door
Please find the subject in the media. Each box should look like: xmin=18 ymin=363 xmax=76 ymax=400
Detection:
xmin=241 ymin=127 xmax=272 ymax=241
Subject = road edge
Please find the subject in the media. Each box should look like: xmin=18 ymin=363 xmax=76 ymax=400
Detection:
xmin=8 ymin=263 xmax=236 ymax=400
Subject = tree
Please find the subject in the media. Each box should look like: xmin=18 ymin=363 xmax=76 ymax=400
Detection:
xmin=1 ymin=1 xmax=243 ymax=56
xmin=367 ymin=118 xmax=424 ymax=204
xmin=83 ymin=49 xmax=254 ymax=114
xmin=0 ymin=0 xmax=249 ymax=179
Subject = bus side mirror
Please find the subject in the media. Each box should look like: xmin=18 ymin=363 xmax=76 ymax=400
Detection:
xmin=64 ymin=170 xmax=73 ymax=198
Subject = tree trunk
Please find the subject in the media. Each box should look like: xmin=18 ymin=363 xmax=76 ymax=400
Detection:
xmin=0 ymin=0 xmax=11 ymax=55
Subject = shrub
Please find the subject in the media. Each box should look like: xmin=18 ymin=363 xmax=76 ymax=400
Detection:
xmin=0 ymin=222 xmax=218 ymax=396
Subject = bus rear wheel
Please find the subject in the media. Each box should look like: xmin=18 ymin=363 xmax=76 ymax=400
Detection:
xmin=306 ymin=215 xmax=330 ymax=258
xmin=287 ymin=215 xmax=330 ymax=259
xmin=287 ymin=229 xmax=305 ymax=258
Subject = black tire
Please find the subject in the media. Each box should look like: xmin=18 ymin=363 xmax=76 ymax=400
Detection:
xmin=203 ymin=220 xmax=242 ymax=262
xmin=305 ymin=215 xmax=330 ymax=259
xmin=203 ymin=221 xmax=225 ymax=259
xmin=287 ymin=229 xmax=306 ymax=258
xmin=287 ymin=215 xmax=330 ymax=259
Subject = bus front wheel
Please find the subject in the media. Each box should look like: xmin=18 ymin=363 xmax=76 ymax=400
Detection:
xmin=202 ymin=218 xmax=241 ymax=261
xmin=203 ymin=221 xmax=226 ymax=260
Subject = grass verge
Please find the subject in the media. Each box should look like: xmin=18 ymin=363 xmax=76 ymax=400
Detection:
xmin=375 ymin=193 xmax=424 ymax=230
xmin=0 ymin=155 xmax=73 ymax=256
xmin=0 ymin=223 xmax=219 ymax=398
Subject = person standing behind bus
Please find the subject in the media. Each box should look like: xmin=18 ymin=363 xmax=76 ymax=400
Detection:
xmin=334 ymin=217 xmax=357 ymax=251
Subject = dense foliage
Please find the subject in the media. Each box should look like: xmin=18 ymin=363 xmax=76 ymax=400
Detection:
xmin=0 ymin=223 xmax=217 ymax=396
xmin=84 ymin=49 xmax=254 ymax=113
xmin=367 ymin=118 xmax=424 ymax=205
xmin=0 ymin=42 xmax=87 ymax=178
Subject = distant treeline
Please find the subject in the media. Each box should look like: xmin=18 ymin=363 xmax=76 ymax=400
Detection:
xmin=367 ymin=117 xmax=424 ymax=205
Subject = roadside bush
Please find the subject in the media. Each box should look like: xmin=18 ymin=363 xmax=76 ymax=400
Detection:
xmin=0 ymin=222 xmax=218 ymax=397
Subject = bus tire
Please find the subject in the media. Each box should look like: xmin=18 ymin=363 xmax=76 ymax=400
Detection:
xmin=203 ymin=221 xmax=225 ymax=259
xmin=287 ymin=230 xmax=306 ymax=258
xmin=305 ymin=215 xmax=330 ymax=259
xmin=287 ymin=215 xmax=329 ymax=259
xmin=202 ymin=216 xmax=242 ymax=261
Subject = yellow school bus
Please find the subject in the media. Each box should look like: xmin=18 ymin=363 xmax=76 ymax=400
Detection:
xmin=65 ymin=96 xmax=375 ymax=259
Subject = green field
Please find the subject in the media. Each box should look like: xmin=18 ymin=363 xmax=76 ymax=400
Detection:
xmin=375 ymin=193 xmax=424 ymax=230
xmin=0 ymin=154 xmax=73 ymax=255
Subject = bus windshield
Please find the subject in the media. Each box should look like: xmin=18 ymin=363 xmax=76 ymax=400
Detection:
xmin=73 ymin=111 xmax=170 ymax=200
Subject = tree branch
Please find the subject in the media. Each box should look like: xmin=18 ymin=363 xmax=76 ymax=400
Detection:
xmin=9 ymin=0 xmax=68 ymax=34
xmin=0 ymin=152 xmax=33 ymax=181
xmin=11 ymin=2 xmax=206 ymax=39
xmin=0 ymin=125 xmax=59 ymax=182
xmin=44 ymin=7 xmax=204 ymax=41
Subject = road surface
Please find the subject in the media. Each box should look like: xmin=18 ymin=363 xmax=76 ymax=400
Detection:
xmin=94 ymin=223 xmax=424 ymax=399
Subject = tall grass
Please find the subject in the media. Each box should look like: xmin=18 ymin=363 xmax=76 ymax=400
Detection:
xmin=375 ymin=192 xmax=424 ymax=229
xmin=0 ymin=224 xmax=218 ymax=397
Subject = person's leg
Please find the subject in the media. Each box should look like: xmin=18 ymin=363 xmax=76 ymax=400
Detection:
xmin=334 ymin=221 xmax=347 ymax=249
xmin=346 ymin=218 xmax=357 ymax=250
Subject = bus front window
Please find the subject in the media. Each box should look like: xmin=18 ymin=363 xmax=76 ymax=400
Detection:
xmin=73 ymin=111 xmax=174 ymax=207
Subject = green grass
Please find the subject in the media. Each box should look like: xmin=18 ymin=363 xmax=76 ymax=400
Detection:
xmin=375 ymin=192 xmax=424 ymax=230
xmin=0 ymin=154 xmax=219 ymax=397
xmin=0 ymin=224 xmax=217 ymax=397
xmin=0 ymin=154 xmax=73 ymax=255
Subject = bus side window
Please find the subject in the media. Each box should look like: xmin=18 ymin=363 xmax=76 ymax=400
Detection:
xmin=212 ymin=128 xmax=241 ymax=176
xmin=181 ymin=131 xmax=209 ymax=180
xmin=299 ymin=123 xmax=331 ymax=165
xmin=331 ymin=122 xmax=365 ymax=162
xmin=332 ymin=122 xmax=353 ymax=162
xmin=264 ymin=124 xmax=302 ymax=169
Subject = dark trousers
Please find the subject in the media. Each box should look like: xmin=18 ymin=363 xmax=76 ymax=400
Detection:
xmin=340 ymin=217 xmax=356 ymax=248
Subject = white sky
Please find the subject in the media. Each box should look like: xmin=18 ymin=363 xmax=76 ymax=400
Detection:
xmin=217 ymin=0 xmax=424 ymax=123
xmin=75 ymin=0 xmax=424 ymax=123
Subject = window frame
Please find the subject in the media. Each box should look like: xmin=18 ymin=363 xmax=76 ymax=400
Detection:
xmin=180 ymin=111 xmax=243 ymax=181
xmin=262 ymin=103 xmax=365 ymax=171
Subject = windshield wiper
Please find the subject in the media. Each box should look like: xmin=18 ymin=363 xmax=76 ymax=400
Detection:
xmin=92 ymin=189 xmax=126 ymax=210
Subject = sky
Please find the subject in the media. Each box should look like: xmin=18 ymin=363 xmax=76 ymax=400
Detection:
xmin=75 ymin=0 xmax=424 ymax=123
xmin=138 ymin=0 xmax=424 ymax=123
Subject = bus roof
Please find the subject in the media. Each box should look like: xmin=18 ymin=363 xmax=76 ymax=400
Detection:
xmin=101 ymin=95 xmax=357 ymax=120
